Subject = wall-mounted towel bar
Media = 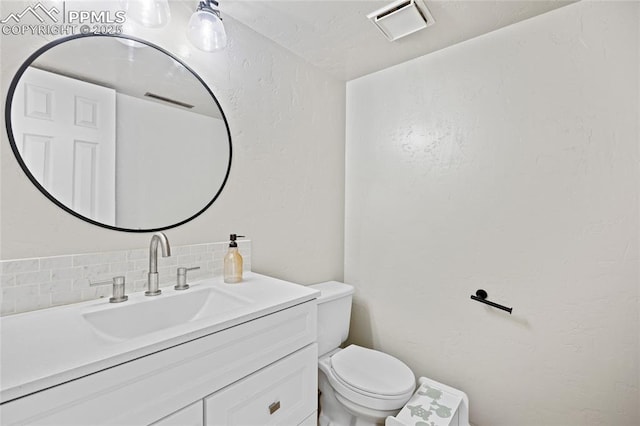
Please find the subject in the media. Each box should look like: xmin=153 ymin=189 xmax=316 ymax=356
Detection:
xmin=470 ymin=289 xmax=512 ymax=314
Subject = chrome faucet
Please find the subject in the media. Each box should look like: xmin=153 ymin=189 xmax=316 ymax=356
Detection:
xmin=146 ymin=232 xmax=171 ymax=296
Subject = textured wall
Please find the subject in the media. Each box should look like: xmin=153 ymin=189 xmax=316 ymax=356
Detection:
xmin=345 ymin=2 xmax=639 ymax=425
xmin=0 ymin=1 xmax=345 ymax=285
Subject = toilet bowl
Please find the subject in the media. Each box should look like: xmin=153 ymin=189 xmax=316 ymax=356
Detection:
xmin=310 ymin=282 xmax=416 ymax=426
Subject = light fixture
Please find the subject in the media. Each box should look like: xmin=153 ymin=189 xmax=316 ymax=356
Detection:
xmin=124 ymin=0 xmax=171 ymax=28
xmin=187 ymin=0 xmax=227 ymax=52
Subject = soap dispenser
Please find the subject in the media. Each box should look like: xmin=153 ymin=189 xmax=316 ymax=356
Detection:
xmin=224 ymin=234 xmax=244 ymax=283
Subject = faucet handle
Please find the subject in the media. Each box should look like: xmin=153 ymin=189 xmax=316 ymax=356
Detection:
xmin=90 ymin=278 xmax=111 ymax=286
xmin=175 ymin=266 xmax=200 ymax=290
xmin=90 ymin=276 xmax=128 ymax=303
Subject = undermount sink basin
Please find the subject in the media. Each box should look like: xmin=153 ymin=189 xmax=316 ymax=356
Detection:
xmin=82 ymin=286 xmax=251 ymax=341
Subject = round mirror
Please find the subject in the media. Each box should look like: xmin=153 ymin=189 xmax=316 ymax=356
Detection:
xmin=5 ymin=34 xmax=232 ymax=232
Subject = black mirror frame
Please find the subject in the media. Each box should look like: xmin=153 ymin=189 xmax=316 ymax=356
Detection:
xmin=5 ymin=33 xmax=232 ymax=233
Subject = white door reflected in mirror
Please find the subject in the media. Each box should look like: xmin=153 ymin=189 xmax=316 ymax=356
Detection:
xmin=13 ymin=67 xmax=117 ymax=225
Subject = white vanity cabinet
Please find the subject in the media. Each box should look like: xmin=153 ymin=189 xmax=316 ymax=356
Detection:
xmin=152 ymin=402 xmax=203 ymax=426
xmin=0 ymin=300 xmax=318 ymax=426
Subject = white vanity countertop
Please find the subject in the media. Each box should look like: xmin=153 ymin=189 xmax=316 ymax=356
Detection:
xmin=0 ymin=272 xmax=319 ymax=403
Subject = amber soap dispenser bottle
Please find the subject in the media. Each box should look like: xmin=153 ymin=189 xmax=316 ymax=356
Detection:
xmin=223 ymin=234 xmax=244 ymax=283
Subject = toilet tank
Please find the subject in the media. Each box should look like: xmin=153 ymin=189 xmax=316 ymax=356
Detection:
xmin=309 ymin=281 xmax=355 ymax=357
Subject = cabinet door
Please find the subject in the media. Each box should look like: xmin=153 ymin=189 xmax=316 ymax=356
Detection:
xmin=205 ymin=344 xmax=317 ymax=426
xmin=151 ymin=401 xmax=203 ymax=426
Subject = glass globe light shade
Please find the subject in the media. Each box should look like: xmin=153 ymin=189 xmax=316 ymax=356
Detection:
xmin=187 ymin=9 xmax=227 ymax=52
xmin=125 ymin=0 xmax=171 ymax=28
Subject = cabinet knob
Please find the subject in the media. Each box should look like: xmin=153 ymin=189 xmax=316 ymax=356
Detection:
xmin=268 ymin=401 xmax=280 ymax=415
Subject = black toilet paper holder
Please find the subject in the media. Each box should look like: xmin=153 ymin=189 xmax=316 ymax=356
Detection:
xmin=470 ymin=289 xmax=513 ymax=314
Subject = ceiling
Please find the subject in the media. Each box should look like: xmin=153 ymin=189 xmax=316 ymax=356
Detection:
xmin=222 ymin=0 xmax=576 ymax=81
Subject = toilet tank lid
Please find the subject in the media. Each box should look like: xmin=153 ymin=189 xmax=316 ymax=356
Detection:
xmin=309 ymin=281 xmax=354 ymax=304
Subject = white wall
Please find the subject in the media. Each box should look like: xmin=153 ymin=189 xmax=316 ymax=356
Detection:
xmin=0 ymin=1 xmax=345 ymax=284
xmin=115 ymin=93 xmax=228 ymax=230
xmin=345 ymin=2 xmax=639 ymax=425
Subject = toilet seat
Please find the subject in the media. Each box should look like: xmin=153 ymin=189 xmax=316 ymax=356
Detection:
xmin=318 ymin=345 xmax=415 ymax=412
xmin=331 ymin=345 xmax=415 ymax=398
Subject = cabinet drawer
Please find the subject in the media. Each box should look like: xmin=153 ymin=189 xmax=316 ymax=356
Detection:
xmin=205 ymin=344 xmax=317 ymax=426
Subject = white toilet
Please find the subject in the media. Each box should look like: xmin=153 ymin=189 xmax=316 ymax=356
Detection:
xmin=310 ymin=281 xmax=416 ymax=426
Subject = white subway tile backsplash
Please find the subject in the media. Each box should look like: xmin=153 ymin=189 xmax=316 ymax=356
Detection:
xmin=0 ymin=275 xmax=16 ymax=288
xmin=176 ymin=254 xmax=201 ymax=265
xmin=0 ymin=240 xmax=251 ymax=316
xmin=133 ymin=259 xmax=148 ymax=271
xmin=158 ymin=256 xmax=178 ymax=267
xmin=81 ymin=285 xmax=111 ymax=301
xmin=3 ymin=285 xmax=39 ymax=301
xmin=83 ymin=264 xmax=111 ymax=278
xmin=52 ymin=267 xmax=86 ymax=281
xmin=73 ymin=252 xmax=126 ymax=267
xmin=39 ymin=280 xmax=73 ymax=294
xmin=125 ymin=270 xmax=145 ymax=282
xmin=126 ymin=249 xmax=147 ymax=261
xmin=15 ymin=270 xmax=51 ymax=286
xmin=39 ymin=256 xmax=73 ymax=270
xmin=51 ymin=291 xmax=82 ymax=307
xmin=158 ymin=267 xmax=173 ymax=285
xmin=72 ymin=278 xmax=91 ymax=289
xmin=109 ymin=262 xmax=134 ymax=274
xmin=171 ymin=246 xmax=191 ymax=256
xmin=190 ymin=245 xmax=208 ymax=254
xmin=15 ymin=295 xmax=50 ymax=313
xmin=133 ymin=279 xmax=147 ymax=292
xmin=1 ymin=259 xmax=39 ymax=274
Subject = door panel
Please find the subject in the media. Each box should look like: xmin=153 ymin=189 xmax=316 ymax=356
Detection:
xmin=21 ymin=134 xmax=52 ymax=185
xmin=72 ymin=140 xmax=98 ymax=218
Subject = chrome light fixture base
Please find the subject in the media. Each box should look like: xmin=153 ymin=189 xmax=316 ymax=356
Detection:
xmin=197 ymin=0 xmax=221 ymax=18
xmin=187 ymin=0 xmax=228 ymax=52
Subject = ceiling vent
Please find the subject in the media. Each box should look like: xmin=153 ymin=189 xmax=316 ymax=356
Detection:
xmin=144 ymin=92 xmax=194 ymax=109
xmin=367 ymin=0 xmax=435 ymax=42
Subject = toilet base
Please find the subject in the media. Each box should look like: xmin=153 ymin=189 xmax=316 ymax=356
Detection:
xmin=318 ymin=368 xmax=402 ymax=426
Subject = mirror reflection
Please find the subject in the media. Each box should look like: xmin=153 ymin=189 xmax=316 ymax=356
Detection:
xmin=7 ymin=35 xmax=231 ymax=231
